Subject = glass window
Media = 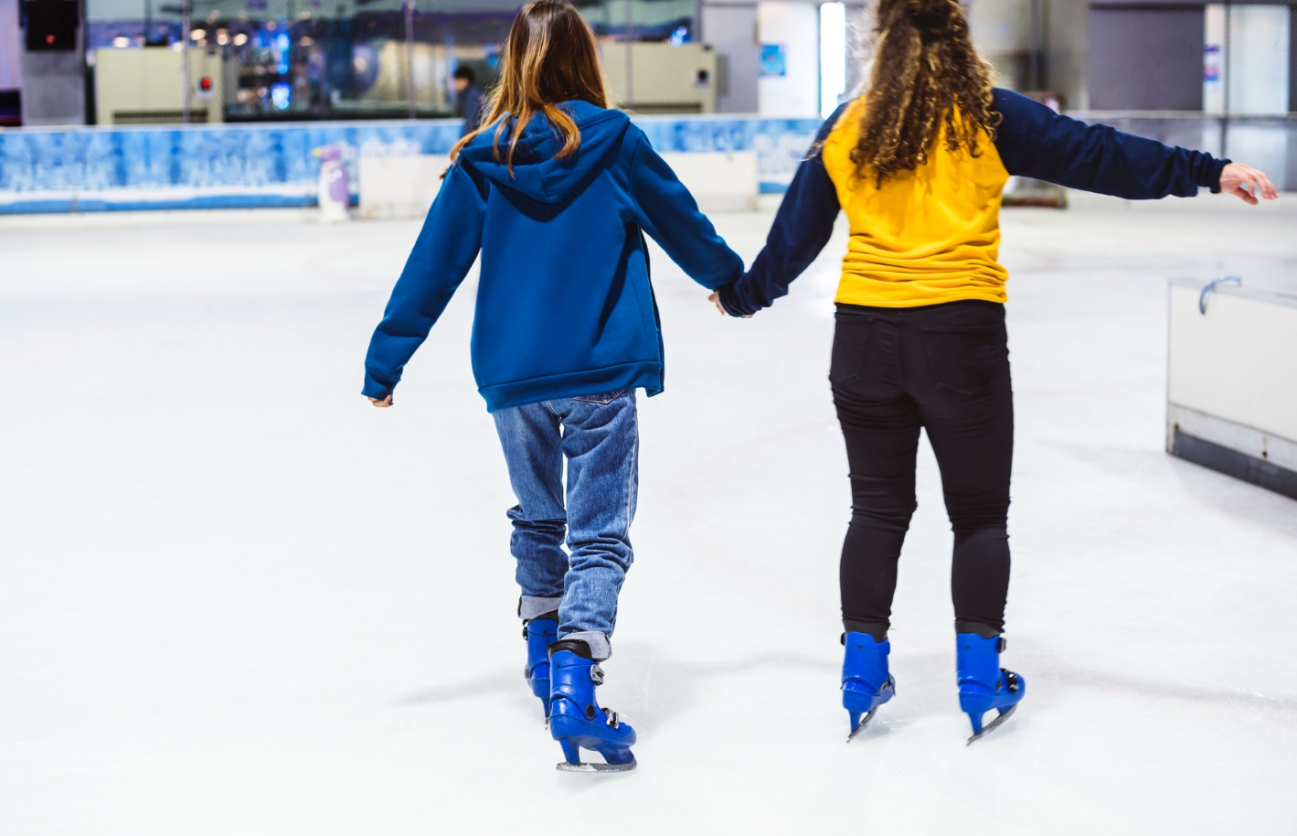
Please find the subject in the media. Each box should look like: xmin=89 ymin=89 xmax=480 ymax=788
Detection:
xmin=85 ymin=0 xmax=704 ymax=124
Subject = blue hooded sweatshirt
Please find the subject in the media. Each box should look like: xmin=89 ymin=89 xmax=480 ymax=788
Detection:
xmin=362 ymin=101 xmax=744 ymax=411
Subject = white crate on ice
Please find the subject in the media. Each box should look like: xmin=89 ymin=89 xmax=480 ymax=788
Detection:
xmin=1166 ymin=278 xmax=1297 ymax=498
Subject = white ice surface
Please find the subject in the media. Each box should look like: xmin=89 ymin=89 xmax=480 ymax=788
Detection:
xmin=1 ymin=194 xmax=1296 ymax=834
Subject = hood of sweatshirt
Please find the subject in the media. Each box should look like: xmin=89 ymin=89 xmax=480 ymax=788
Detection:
xmin=458 ymin=100 xmax=632 ymax=205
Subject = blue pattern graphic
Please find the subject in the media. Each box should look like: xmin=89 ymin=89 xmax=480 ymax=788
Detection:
xmin=0 ymin=116 xmax=822 ymax=214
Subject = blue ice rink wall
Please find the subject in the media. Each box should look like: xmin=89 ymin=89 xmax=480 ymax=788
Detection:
xmin=6 ymin=113 xmax=1290 ymax=214
xmin=0 ymin=116 xmax=822 ymax=214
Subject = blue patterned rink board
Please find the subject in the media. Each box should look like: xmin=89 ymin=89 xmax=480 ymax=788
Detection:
xmin=0 ymin=115 xmax=821 ymax=214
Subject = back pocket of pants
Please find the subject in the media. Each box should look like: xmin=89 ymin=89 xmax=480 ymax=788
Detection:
xmin=829 ymin=313 xmax=876 ymax=393
xmin=920 ymin=324 xmax=1005 ymax=396
xmin=573 ymin=388 xmax=627 ymax=405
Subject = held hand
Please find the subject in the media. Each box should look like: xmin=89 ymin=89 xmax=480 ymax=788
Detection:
xmin=1219 ymin=163 xmax=1279 ymax=205
xmin=708 ymin=291 xmax=752 ymax=318
xmin=708 ymin=291 xmax=727 ymax=316
xmin=369 ymin=395 xmax=393 ymax=408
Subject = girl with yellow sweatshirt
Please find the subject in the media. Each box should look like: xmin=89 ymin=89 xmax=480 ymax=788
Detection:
xmin=714 ymin=0 xmax=1277 ymax=744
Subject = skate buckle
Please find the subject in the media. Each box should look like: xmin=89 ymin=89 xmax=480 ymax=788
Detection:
xmin=589 ymin=664 xmax=605 ymax=685
xmin=604 ymin=707 xmax=620 ymax=729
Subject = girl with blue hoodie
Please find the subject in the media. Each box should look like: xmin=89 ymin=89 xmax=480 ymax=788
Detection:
xmin=361 ymin=0 xmax=743 ymax=772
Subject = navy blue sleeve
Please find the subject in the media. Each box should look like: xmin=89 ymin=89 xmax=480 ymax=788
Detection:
xmin=718 ymin=104 xmax=847 ymax=317
xmin=629 ymin=130 xmax=745 ymax=290
xmin=362 ymin=161 xmax=487 ymax=399
xmin=992 ymin=88 xmax=1228 ymax=199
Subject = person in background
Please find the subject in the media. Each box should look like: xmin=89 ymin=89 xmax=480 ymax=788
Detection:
xmin=453 ymin=65 xmax=487 ymax=136
xmin=711 ymin=0 xmax=1277 ymax=745
xmin=362 ymin=0 xmax=743 ymax=772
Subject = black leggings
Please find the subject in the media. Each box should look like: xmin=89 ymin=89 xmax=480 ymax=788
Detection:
xmin=831 ymin=300 xmax=1013 ymax=640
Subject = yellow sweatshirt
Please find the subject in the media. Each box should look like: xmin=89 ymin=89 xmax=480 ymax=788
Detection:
xmin=820 ymin=97 xmax=1011 ymax=307
xmin=718 ymin=89 xmax=1225 ymax=317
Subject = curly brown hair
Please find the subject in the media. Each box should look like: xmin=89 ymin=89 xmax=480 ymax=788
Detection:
xmin=851 ymin=0 xmax=1000 ymax=185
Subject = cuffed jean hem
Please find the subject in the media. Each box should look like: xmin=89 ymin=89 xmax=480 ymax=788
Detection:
xmin=563 ymin=631 xmax=612 ymax=661
xmin=519 ymin=595 xmax=564 ymax=621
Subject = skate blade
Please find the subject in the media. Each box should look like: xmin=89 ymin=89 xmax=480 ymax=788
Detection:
xmin=966 ymin=704 xmax=1018 ymax=746
xmin=846 ymin=708 xmax=879 ymax=744
xmin=555 ymin=759 xmax=637 ymax=773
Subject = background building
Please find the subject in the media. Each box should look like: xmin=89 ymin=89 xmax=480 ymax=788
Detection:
xmin=1 ymin=0 xmax=1293 ymax=126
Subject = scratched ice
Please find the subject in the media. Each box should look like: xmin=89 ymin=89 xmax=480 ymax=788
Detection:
xmin=1 ymin=194 xmax=1295 ymax=834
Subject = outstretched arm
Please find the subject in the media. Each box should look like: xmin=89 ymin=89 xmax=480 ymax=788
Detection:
xmin=716 ymin=104 xmax=847 ymax=317
xmin=992 ymin=88 xmax=1276 ymax=202
xmin=363 ymin=161 xmax=487 ymax=404
xmin=629 ymin=131 xmax=745 ymax=290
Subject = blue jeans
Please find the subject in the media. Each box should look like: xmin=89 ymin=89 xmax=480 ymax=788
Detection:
xmin=492 ymin=389 xmax=638 ymax=662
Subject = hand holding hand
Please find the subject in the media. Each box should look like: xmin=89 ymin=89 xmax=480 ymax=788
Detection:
xmin=708 ymin=291 xmax=752 ymax=318
xmin=1219 ymin=163 xmax=1279 ymax=205
xmin=708 ymin=291 xmax=727 ymax=316
xmin=369 ymin=395 xmax=393 ymax=408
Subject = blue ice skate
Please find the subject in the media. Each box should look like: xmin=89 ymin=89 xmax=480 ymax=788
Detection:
xmin=956 ymin=633 xmax=1025 ymax=745
xmin=548 ymin=648 xmax=637 ymax=773
xmin=523 ymin=617 xmax=558 ymax=720
xmin=842 ymin=632 xmax=896 ymax=742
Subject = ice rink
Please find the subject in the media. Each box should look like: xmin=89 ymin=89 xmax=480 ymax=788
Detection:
xmin=2 ymin=194 xmax=1295 ymax=834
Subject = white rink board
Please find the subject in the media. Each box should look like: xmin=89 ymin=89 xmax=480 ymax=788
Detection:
xmin=357 ymin=151 xmax=759 ymax=220
xmin=358 ymin=155 xmax=451 ymax=220
xmin=659 ymin=151 xmax=759 ymax=212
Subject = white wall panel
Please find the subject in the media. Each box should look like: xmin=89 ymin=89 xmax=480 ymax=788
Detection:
xmin=1205 ymin=4 xmax=1291 ymax=116
xmin=0 ymin=0 xmax=21 ymax=90
xmin=757 ymin=2 xmax=819 ymax=118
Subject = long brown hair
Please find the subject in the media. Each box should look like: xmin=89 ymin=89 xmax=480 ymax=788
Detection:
xmin=449 ymin=0 xmax=610 ymax=174
xmin=851 ymin=0 xmax=999 ymax=185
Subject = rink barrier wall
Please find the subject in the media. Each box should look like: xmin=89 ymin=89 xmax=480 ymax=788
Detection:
xmin=358 ymin=154 xmax=452 ymax=220
xmin=357 ymin=150 xmax=760 ymax=219
xmin=3 ymin=113 xmax=1292 ymax=215
xmin=0 ymin=115 xmax=820 ymax=215
xmin=1166 ymin=278 xmax=1297 ymax=500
